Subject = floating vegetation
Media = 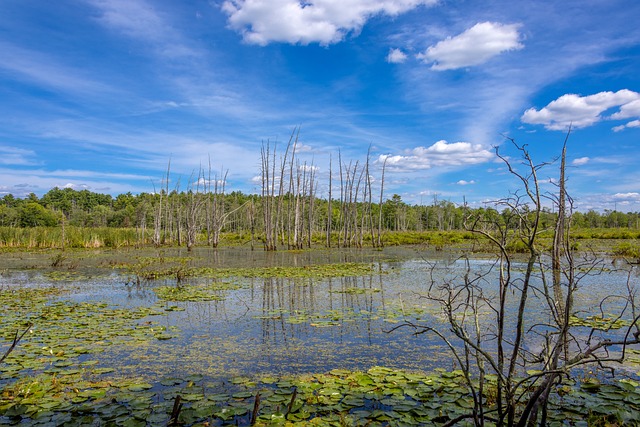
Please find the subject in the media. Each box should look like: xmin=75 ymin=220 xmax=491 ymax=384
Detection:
xmin=569 ymin=314 xmax=630 ymax=330
xmin=0 ymin=285 xmax=172 ymax=385
xmin=154 ymin=280 xmax=242 ymax=302
xmin=125 ymin=258 xmax=383 ymax=283
xmin=330 ymin=287 xmax=381 ymax=295
xmin=2 ymin=366 xmax=639 ymax=426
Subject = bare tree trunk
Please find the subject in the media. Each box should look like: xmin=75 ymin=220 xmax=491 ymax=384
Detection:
xmin=326 ymin=154 xmax=332 ymax=248
xmin=377 ymin=156 xmax=387 ymax=248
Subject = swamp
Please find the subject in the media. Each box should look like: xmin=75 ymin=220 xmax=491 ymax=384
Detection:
xmin=1 ymin=245 xmax=640 ymax=426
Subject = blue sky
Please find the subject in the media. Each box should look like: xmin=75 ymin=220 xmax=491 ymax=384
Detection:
xmin=1 ymin=0 xmax=639 ymax=211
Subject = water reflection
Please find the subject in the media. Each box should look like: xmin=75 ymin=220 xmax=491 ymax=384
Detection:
xmin=1 ymin=248 xmax=637 ymax=383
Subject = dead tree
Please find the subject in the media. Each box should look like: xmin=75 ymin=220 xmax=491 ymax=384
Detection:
xmin=393 ymin=137 xmax=640 ymax=427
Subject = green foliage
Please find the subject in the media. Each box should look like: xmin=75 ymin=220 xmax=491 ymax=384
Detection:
xmin=18 ymin=202 xmax=59 ymax=227
xmin=612 ymin=241 xmax=640 ymax=258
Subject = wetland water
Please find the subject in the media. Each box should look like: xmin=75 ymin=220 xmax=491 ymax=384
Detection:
xmin=1 ymin=247 xmax=639 ymax=425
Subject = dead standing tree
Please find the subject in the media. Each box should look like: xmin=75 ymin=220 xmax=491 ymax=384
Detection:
xmin=260 ymin=129 xmax=296 ymax=251
xmin=393 ymin=138 xmax=640 ymax=427
xmin=185 ymin=170 xmax=205 ymax=252
xmin=151 ymin=160 xmax=171 ymax=247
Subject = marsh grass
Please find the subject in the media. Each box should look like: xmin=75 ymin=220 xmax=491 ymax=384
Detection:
xmin=0 ymin=227 xmax=152 ymax=249
xmin=0 ymin=226 xmax=637 ymax=255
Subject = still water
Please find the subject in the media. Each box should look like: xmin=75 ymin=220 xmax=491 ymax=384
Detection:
xmin=1 ymin=246 xmax=637 ymax=384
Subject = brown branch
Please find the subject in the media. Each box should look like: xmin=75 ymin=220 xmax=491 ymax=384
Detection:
xmin=0 ymin=323 xmax=32 ymax=364
xmin=168 ymin=395 xmax=182 ymax=426
xmin=250 ymin=391 xmax=261 ymax=426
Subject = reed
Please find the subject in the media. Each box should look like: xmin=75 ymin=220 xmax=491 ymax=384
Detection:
xmin=0 ymin=226 xmax=153 ymax=249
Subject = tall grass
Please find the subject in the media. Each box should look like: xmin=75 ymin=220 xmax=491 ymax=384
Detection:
xmin=0 ymin=226 xmax=637 ymax=250
xmin=0 ymin=227 xmax=153 ymax=249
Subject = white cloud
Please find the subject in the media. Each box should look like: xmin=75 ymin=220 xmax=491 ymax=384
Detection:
xmin=572 ymin=157 xmax=590 ymax=166
xmin=613 ymin=119 xmax=640 ymax=132
xmin=521 ymin=89 xmax=640 ymax=131
xmin=417 ymin=22 xmax=523 ymax=70
xmin=610 ymin=99 xmax=640 ymax=120
xmin=612 ymin=192 xmax=640 ymax=201
xmin=196 ymin=177 xmax=227 ymax=188
xmin=456 ymin=180 xmax=476 ymax=185
xmin=221 ymin=0 xmax=437 ymax=45
xmin=387 ymin=48 xmax=408 ymax=63
xmin=378 ymin=140 xmax=494 ymax=171
xmin=62 ymin=183 xmax=90 ymax=190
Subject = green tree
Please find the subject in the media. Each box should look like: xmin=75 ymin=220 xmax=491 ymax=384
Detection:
xmin=19 ymin=202 xmax=60 ymax=227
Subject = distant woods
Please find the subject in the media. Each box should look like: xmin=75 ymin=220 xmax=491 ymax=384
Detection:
xmin=1 ymin=139 xmax=639 ymax=250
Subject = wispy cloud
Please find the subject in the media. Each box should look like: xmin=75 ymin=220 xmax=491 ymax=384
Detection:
xmin=0 ymin=42 xmax=114 ymax=97
xmin=221 ymin=0 xmax=437 ymax=45
xmin=0 ymin=145 xmax=39 ymax=166
xmin=87 ymin=0 xmax=201 ymax=58
xmin=417 ymin=22 xmax=523 ymax=70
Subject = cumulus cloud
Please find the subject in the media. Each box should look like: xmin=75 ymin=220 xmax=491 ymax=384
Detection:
xmin=62 ymin=183 xmax=90 ymax=190
xmin=221 ymin=0 xmax=436 ymax=45
xmin=417 ymin=22 xmax=523 ymax=70
xmin=387 ymin=48 xmax=408 ymax=63
xmin=378 ymin=140 xmax=494 ymax=171
xmin=456 ymin=180 xmax=476 ymax=185
xmin=572 ymin=157 xmax=590 ymax=166
xmin=522 ymin=89 xmax=640 ymax=131
xmin=612 ymin=192 xmax=640 ymax=202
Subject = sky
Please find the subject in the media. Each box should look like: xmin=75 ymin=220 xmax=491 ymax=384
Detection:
xmin=1 ymin=0 xmax=639 ymax=211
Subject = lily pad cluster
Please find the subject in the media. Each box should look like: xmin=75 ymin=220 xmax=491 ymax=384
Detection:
xmin=154 ymin=280 xmax=242 ymax=302
xmin=569 ymin=314 xmax=630 ymax=330
xmin=0 ymin=285 xmax=174 ymax=384
xmin=124 ymin=257 xmax=383 ymax=283
xmin=3 ymin=366 xmax=639 ymax=426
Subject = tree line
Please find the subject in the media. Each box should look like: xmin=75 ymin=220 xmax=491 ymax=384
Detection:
xmin=1 ymin=135 xmax=639 ymax=250
xmin=1 ymin=187 xmax=638 ymax=246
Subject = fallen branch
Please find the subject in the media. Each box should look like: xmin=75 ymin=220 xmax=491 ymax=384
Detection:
xmin=0 ymin=323 xmax=32 ymax=364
